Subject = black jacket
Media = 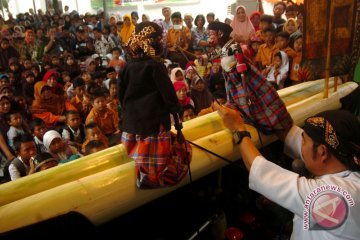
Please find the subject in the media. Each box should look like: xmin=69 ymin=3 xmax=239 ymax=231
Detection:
xmin=119 ymin=57 xmax=180 ymax=135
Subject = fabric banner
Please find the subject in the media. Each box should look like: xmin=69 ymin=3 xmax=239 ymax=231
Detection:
xmin=302 ymin=0 xmax=357 ymax=80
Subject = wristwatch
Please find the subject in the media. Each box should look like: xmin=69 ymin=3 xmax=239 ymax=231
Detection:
xmin=233 ymin=131 xmax=251 ymax=144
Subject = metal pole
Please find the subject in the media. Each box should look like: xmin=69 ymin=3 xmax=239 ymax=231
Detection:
xmin=75 ymin=0 xmax=79 ymax=12
xmin=33 ymin=0 xmax=37 ymax=14
xmin=0 ymin=0 xmax=4 ymax=19
xmin=103 ymin=0 xmax=107 ymax=19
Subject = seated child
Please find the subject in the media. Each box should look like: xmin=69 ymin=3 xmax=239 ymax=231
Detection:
xmin=85 ymin=140 xmax=107 ymax=155
xmin=29 ymin=118 xmax=47 ymax=153
xmin=22 ymin=70 xmax=36 ymax=105
xmin=32 ymin=152 xmax=58 ymax=173
xmin=8 ymin=134 xmax=38 ymax=181
xmin=63 ymin=54 xmax=81 ymax=78
xmin=92 ymin=71 xmax=106 ymax=88
xmin=180 ymin=104 xmax=197 ymax=122
xmin=43 ymin=130 xmax=81 ymax=163
xmin=173 ymin=81 xmax=194 ymax=107
xmin=170 ymin=67 xmax=188 ymax=88
xmin=86 ymin=88 xmax=120 ymax=137
xmin=190 ymin=76 xmax=213 ymax=114
xmin=6 ymin=110 xmax=26 ymax=151
xmin=82 ymin=93 xmax=93 ymax=121
xmin=194 ymin=55 xmax=211 ymax=78
xmin=185 ymin=66 xmax=196 ymax=87
xmin=14 ymin=95 xmax=32 ymax=122
xmin=289 ymin=33 xmax=303 ymax=86
xmin=70 ymin=77 xmax=86 ymax=120
xmin=107 ymin=79 xmax=121 ymax=118
xmin=107 ymin=47 xmax=126 ymax=74
xmin=245 ymin=35 xmax=262 ymax=63
xmin=0 ymin=74 xmax=10 ymax=87
xmin=275 ymin=31 xmax=296 ymax=61
xmin=208 ymin=59 xmax=225 ymax=93
xmin=82 ymin=123 xmax=109 ymax=153
xmin=61 ymin=71 xmax=72 ymax=92
xmin=103 ymin=67 xmax=117 ymax=90
xmin=61 ymin=110 xmax=85 ymax=150
xmin=67 ymin=70 xmax=92 ymax=98
xmin=264 ymin=51 xmax=289 ymax=89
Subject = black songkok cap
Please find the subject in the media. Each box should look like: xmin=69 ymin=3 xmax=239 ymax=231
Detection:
xmin=304 ymin=110 xmax=360 ymax=171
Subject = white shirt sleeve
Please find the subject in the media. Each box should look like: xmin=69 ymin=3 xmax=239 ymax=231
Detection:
xmin=249 ymin=156 xmax=317 ymax=217
xmin=62 ymin=129 xmax=71 ymax=141
xmin=8 ymin=163 xmax=21 ymax=181
xmin=284 ymin=125 xmax=303 ymax=161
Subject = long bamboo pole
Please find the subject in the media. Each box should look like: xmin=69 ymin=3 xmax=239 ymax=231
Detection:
xmin=324 ymin=1 xmax=333 ymax=98
xmin=0 ymin=81 xmax=357 ymax=234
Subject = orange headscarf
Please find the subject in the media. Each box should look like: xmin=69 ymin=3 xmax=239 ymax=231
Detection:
xmin=31 ymin=81 xmax=66 ymax=115
xmin=120 ymin=14 xmax=135 ymax=45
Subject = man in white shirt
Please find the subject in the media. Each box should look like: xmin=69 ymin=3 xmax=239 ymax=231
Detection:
xmin=215 ymin=104 xmax=360 ymax=240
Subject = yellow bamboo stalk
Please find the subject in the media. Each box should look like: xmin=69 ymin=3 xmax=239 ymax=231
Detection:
xmin=178 ymin=77 xmax=338 ymax=141
xmin=0 ymin=81 xmax=357 ymax=234
xmin=0 ymin=145 xmax=132 ymax=207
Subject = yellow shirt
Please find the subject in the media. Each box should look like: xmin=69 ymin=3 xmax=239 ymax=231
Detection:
xmin=255 ymin=43 xmax=279 ymax=68
xmin=86 ymin=108 xmax=119 ymax=136
xmin=290 ymin=52 xmax=302 ymax=81
xmin=166 ymin=27 xmax=190 ymax=52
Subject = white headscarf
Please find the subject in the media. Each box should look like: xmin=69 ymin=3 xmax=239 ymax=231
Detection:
xmin=267 ymin=51 xmax=289 ymax=86
xmin=43 ymin=130 xmax=62 ymax=150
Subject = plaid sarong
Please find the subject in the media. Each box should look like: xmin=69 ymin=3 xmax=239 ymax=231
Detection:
xmin=121 ymin=131 xmax=192 ymax=189
xmin=225 ymin=64 xmax=293 ymax=134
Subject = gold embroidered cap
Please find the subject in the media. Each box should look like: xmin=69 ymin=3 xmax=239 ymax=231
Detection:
xmin=304 ymin=110 xmax=360 ymax=171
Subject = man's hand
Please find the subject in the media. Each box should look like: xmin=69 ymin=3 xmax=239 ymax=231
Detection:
xmin=213 ymin=102 xmax=246 ymax=132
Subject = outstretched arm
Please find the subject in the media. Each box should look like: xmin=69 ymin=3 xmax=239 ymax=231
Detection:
xmin=213 ymin=103 xmax=261 ymax=171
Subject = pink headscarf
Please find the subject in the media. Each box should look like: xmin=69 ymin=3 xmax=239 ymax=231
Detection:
xmin=230 ymin=5 xmax=255 ymax=42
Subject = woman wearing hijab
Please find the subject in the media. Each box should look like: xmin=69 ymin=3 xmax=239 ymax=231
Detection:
xmin=16 ymin=29 xmax=36 ymax=60
xmin=109 ymin=15 xmax=118 ymax=26
xmin=43 ymin=130 xmax=80 ymax=163
xmin=0 ymin=95 xmax=15 ymax=161
xmin=42 ymin=70 xmax=64 ymax=96
xmin=170 ymin=67 xmax=188 ymax=88
xmin=0 ymin=38 xmax=19 ymax=72
xmin=120 ymin=14 xmax=135 ymax=45
xmin=230 ymin=5 xmax=255 ymax=43
xmin=173 ymin=81 xmax=193 ymax=107
xmin=250 ymin=11 xmax=262 ymax=31
xmin=31 ymin=81 xmax=76 ymax=126
xmin=190 ymin=76 xmax=213 ymax=114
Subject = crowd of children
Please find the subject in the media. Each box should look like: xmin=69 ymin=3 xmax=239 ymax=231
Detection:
xmin=0 ymin=1 xmax=305 ymax=183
